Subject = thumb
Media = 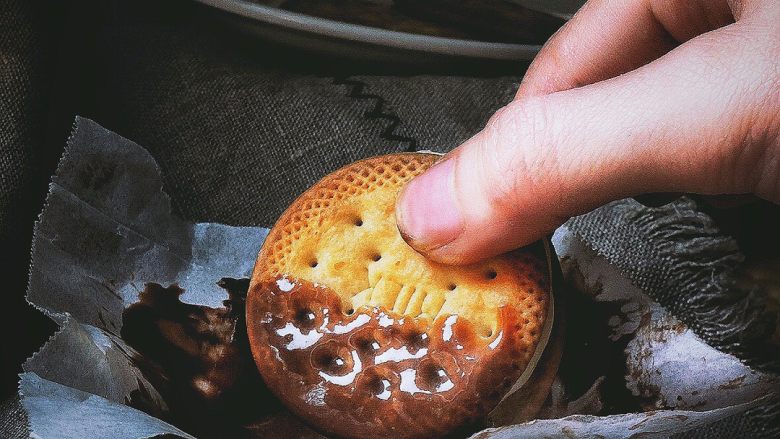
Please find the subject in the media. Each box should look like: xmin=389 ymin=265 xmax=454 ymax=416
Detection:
xmin=396 ymin=25 xmax=777 ymax=265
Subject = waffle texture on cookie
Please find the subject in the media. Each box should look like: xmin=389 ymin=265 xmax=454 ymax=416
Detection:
xmin=247 ymin=153 xmax=550 ymax=439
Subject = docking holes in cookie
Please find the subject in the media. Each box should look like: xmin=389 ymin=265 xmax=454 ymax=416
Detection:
xmin=247 ymin=154 xmax=549 ymax=439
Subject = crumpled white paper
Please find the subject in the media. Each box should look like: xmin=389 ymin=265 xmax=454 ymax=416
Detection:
xmin=472 ymin=397 xmax=767 ymax=439
xmin=19 ymin=117 xmax=777 ymax=438
xmin=552 ymin=227 xmax=777 ymax=413
xmin=19 ymin=372 xmax=194 ymax=439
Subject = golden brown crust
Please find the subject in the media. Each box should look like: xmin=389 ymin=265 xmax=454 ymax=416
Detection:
xmin=247 ymin=153 xmax=550 ymax=438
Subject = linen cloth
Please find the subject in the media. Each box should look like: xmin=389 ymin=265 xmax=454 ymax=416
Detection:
xmin=1 ymin=0 xmax=776 ymax=437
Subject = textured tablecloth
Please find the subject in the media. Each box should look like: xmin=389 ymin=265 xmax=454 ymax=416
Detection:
xmin=1 ymin=0 xmax=776 ymax=437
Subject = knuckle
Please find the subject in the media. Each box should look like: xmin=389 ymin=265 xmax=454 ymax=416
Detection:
xmin=485 ymin=99 xmax=551 ymax=153
xmin=734 ymin=29 xmax=780 ymax=196
xmin=691 ymin=22 xmax=780 ymax=196
xmin=755 ymin=143 xmax=779 ymax=202
xmin=752 ymin=87 xmax=780 ymax=200
xmin=479 ymin=99 xmax=559 ymax=210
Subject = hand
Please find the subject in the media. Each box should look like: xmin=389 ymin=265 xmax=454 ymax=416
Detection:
xmin=395 ymin=0 xmax=779 ymax=264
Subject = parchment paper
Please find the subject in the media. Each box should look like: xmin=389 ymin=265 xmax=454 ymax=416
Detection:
xmin=19 ymin=117 xmax=777 ymax=438
xmin=552 ymin=227 xmax=778 ymax=413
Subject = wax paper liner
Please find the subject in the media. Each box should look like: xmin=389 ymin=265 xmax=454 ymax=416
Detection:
xmin=18 ymin=117 xmax=777 ymax=438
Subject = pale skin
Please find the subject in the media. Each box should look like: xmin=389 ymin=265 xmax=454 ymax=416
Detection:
xmin=396 ymin=0 xmax=779 ymax=265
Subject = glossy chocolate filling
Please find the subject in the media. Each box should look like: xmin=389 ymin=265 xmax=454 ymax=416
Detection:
xmin=248 ymin=277 xmax=535 ymax=438
xmin=121 ymin=279 xmax=321 ymax=438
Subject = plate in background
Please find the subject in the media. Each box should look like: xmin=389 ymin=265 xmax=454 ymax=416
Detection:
xmin=194 ymin=0 xmax=582 ymax=62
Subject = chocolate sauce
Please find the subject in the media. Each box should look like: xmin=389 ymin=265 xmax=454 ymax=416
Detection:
xmin=247 ymin=277 xmax=534 ymax=439
xmin=121 ymin=279 xmax=320 ymax=438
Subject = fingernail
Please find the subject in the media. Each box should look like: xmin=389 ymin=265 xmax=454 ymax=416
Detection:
xmin=396 ymin=159 xmax=463 ymax=251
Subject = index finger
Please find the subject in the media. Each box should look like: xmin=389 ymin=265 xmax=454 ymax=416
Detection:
xmin=517 ymin=0 xmax=734 ymax=99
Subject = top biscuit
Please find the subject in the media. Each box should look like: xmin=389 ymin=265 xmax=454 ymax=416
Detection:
xmin=248 ymin=153 xmax=550 ymax=438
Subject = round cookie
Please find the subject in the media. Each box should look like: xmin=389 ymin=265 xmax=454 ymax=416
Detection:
xmin=247 ymin=153 xmax=551 ymax=438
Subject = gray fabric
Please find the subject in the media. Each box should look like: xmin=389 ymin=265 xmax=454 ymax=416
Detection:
xmin=0 ymin=0 xmax=61 ymax=400
xmin=674 ymin=410 xmax=764 ymax=439
xmin=0 ymin=0 xmax=50 ymax=243
xmin=353 ymin=75 xmax=521 ymax=152
xmin=1 ymin=0 xmax=776 ymax=437
xmin=567 ymin=199 xmax=779 ymax=436
xmin=88 ymin=4 xmax=518 ymax=228
xmin=0 ymin=396 xmax=29 ymax=439
xmin=568 ymin=198 xmax=777 ymax=369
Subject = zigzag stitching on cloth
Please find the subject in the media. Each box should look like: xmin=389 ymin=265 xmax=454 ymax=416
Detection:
xmin=333 ymin=77 xmax=418 ymax=152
